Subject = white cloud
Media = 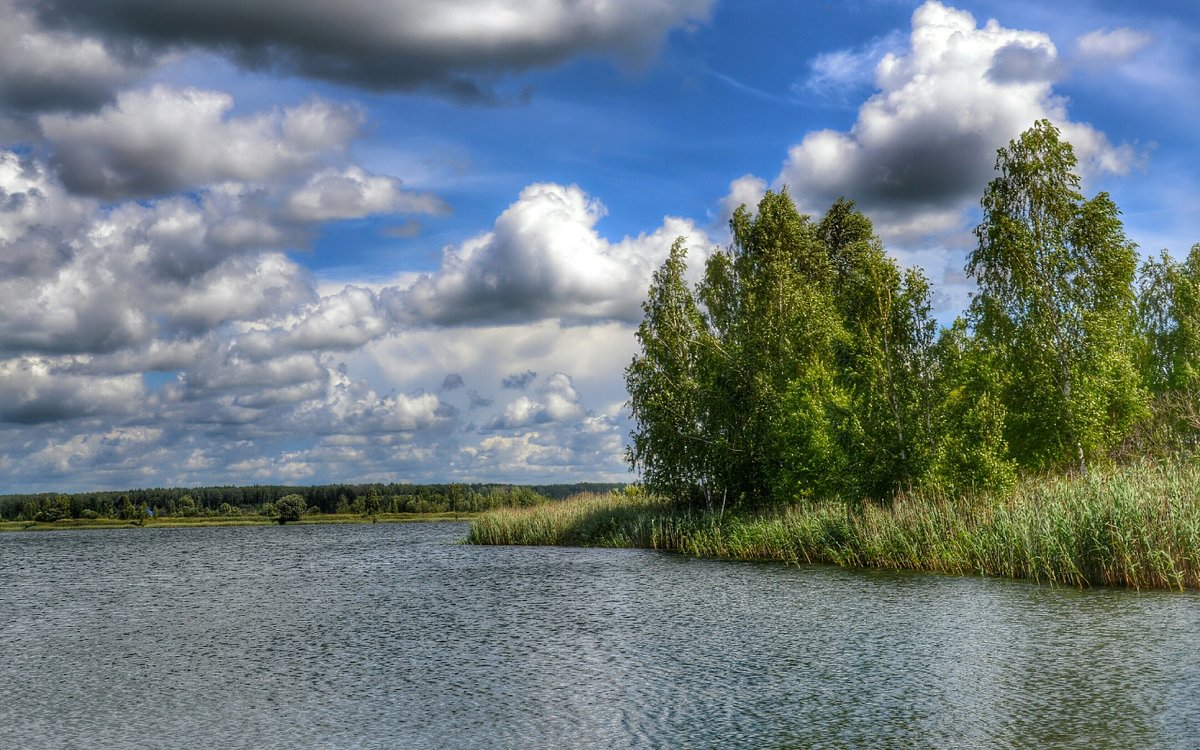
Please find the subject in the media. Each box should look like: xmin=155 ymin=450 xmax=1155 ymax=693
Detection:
xmin=41 ymin=87 xmax=363 ymax=199
xmin=236 ymin=286 xmax=392 ymax=359
xmin=1075 ymin=27 xmax=1154 ymax=65
xmin=162 ymin=252 xmax=315 ymax=332
xmin=0 ymin=358 xmax=144 ymax=423
xmin=801 ymin=30 xmax=906 ymax=101
xmin=396 ymin=182 xmax=711 ymax=325
xmin=718 ymin=174 xmax=767 ymax=225
xmin=285 ymin=166 xmax=449 ymax=222
xmin=0 ymin=163 xmax=650 ymax=488
xmin=762 ymin=0 xmax=1135 ymax=243
xmin=486 ymin=372 xmax=583 ymax=429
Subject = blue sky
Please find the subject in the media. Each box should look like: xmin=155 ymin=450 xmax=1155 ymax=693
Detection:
xmin=1 ymin=0 xmax=1197 ymax=492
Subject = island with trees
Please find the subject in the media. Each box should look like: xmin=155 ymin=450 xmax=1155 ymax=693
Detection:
xmin=470 ymin=120 xmax=1200 ymax=590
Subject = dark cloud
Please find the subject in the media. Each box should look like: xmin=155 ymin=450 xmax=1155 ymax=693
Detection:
xmin=20 ymin=0 xmax=713 ymax=103
xmin=440 ymin=373 xmax=464 ymax=392
xmin=502 ymin=370 xmax=537 ymax=391
xmin=0 ymin=0 xmax=145 ymax=115
xmin=988 ymin=42 xmax=1061 ymax=84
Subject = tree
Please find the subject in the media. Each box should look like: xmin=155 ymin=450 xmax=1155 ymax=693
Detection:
xmin=706 ymin=189 xmax=845 ymax=504
xmin=275 ymin=494 xmax=307 ymax=525
xmin=175 ymin=494 xmax=198 ymax=517
xmin=363 ymin=487 xmax=383 ymax=516
xmin=628 ymin=191 xmax=847 ymax=509
xmin=967 ymin=119 xmax=1145 ymax=474
xmin=626 ymin=239 xmax=715 ymax=507
xmin=1137 ymin=245 xmax=1200 ymax=393
xmin=821 ymin=198 xmax=939 ymax=498
xmin=928 ymin=319 xmax=1017 ymax=495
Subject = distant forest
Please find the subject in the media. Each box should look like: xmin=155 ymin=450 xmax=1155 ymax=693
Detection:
xmin=0 ymin=482 xmax=625 ymax=522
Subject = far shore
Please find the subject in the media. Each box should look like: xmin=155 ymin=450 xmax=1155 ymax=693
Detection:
xmin=0 ymin=512 xmax=477 ymax=533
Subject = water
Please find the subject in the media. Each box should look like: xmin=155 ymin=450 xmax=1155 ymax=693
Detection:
xmin=1 ymin=522 xmax=1197 ymax=749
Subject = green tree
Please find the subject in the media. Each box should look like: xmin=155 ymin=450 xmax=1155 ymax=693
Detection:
xmin=967 ymin=119 xmax=1145 ymax=474
xmin=1137 ymin=245 xmax=1200 ymax=393
xmin=363 ymin=487 xmax=383 ymax=516
xmin=928 ymin=319 xmax=1017 ymax=495
xmin=704 ymin=189 xmax=845 ymax=504
xmin=275 ymin=494 xmax=307 ymax=525
xmin=626 ymin=239 xmax=717 ymax=507
xmin=175 ymin=494 xmax=198 ymax=517
xmin=118 ymin=494 xmax=145 ymax=521
xmin=34 ymin=495 xmax=71 ymax=522
xmin=821 ymin=199 xmax=939 ymax=498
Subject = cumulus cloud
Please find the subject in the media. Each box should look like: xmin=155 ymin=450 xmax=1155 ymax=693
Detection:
xmin=20 ymin=0 xmax=713 ymax=102
xmin=0 ymin=358 xmax=144 ymax=424
xmin=297 ymin=368 xmax=446 ymax=435
xmin=0 ymin=149 xmax=646 ymax=488
xmin=718 ymin=174 xmax=767 ymax=225
xmin=162 ymin=252 xmax=315 ymax=331
xmin=40 ymin=87 xmax=362 ymax=199
xmin=285 ymin=165 xmax=448 ymax=222
xmin=26 ymin=427 xmax=165 ymax=476
xmin=234 ymin=286 xmax=391 ymax=359
xmin=0 ymin=0 xmax=144 ymax=114
xmin=486 ymin=372 xmax=583 ymax=430
xmin=755 ymin=0 xmax=1136 ymax=243
xmin=395 ymin=182 xmax=710 ymax=326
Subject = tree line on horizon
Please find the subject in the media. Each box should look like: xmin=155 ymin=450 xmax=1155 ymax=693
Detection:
xmin=628 ymin=119 xmax=1200 ymax=511
xmin=0 ymin=481 xmax=624 ymax=522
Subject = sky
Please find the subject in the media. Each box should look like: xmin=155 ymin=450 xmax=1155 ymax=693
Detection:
xmin=1 ymin=0 xmax=1198 ymax=493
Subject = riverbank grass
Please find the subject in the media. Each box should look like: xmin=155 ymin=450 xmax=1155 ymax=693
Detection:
xmin=468 ymin=460 xmax=1200 ymax=590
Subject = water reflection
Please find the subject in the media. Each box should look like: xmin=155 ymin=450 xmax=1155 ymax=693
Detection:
xmin=0 ymin=523 xmax=1196 ymax=748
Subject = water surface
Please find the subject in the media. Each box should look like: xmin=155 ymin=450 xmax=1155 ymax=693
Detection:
xmin=1 ymin=522 xmax=1196 ymax=748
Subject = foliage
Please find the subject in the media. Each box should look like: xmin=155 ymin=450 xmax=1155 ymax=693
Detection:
xmin=822 ymin=198 xmax=940 ymax=498
xmin=629 ymin=191 xmax=943 ymax=508
xmin=626 ymin=120 xmax=1191 ymax=510
xmin=1137 ymin=245 xmax=1200 ymax=393
xmin=967 ymin=119 xmax=1146 ymax=473
xmin=626 ymin=239 xmax=717 ymax=507
xmin=275 ymin=494 xmax=307 ymax=524
xmin=0 ymin=482 xmax=567 ymax=521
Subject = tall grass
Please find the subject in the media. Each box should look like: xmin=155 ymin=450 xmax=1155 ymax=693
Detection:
xmin=467 ymin=460 xmax=1200 ymax=590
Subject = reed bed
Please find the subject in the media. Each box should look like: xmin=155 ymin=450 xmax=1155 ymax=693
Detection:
xmin=467 ymin=460 xmax=1200 ymax=589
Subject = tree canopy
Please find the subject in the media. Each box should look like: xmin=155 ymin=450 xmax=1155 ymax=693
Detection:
xmin=628 ymin=120 xmax=1190 ymax=509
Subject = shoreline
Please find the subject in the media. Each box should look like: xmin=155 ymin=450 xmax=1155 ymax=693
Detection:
xmin=0 ymin=512 xmax=477 ymax=533
xmin=467 ymin=460 xmax=1200 ymax=591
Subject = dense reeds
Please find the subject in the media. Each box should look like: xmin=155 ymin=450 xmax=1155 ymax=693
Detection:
xmin=467 ymin=459 xmax=1200 ymax=589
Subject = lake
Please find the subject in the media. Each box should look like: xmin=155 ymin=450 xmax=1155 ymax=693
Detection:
xmin=1 ymin=521 xmax=1197 ymax=748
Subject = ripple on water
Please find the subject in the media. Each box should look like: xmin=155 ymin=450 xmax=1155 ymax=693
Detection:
xmin=1 ymin=523 xmax=1198 ymax=749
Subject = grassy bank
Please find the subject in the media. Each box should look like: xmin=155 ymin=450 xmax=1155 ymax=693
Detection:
xmin=468 ymin=460 xmax=1200 ymax=590
xmin=0 ymin=512 xmax=476 ymax=533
